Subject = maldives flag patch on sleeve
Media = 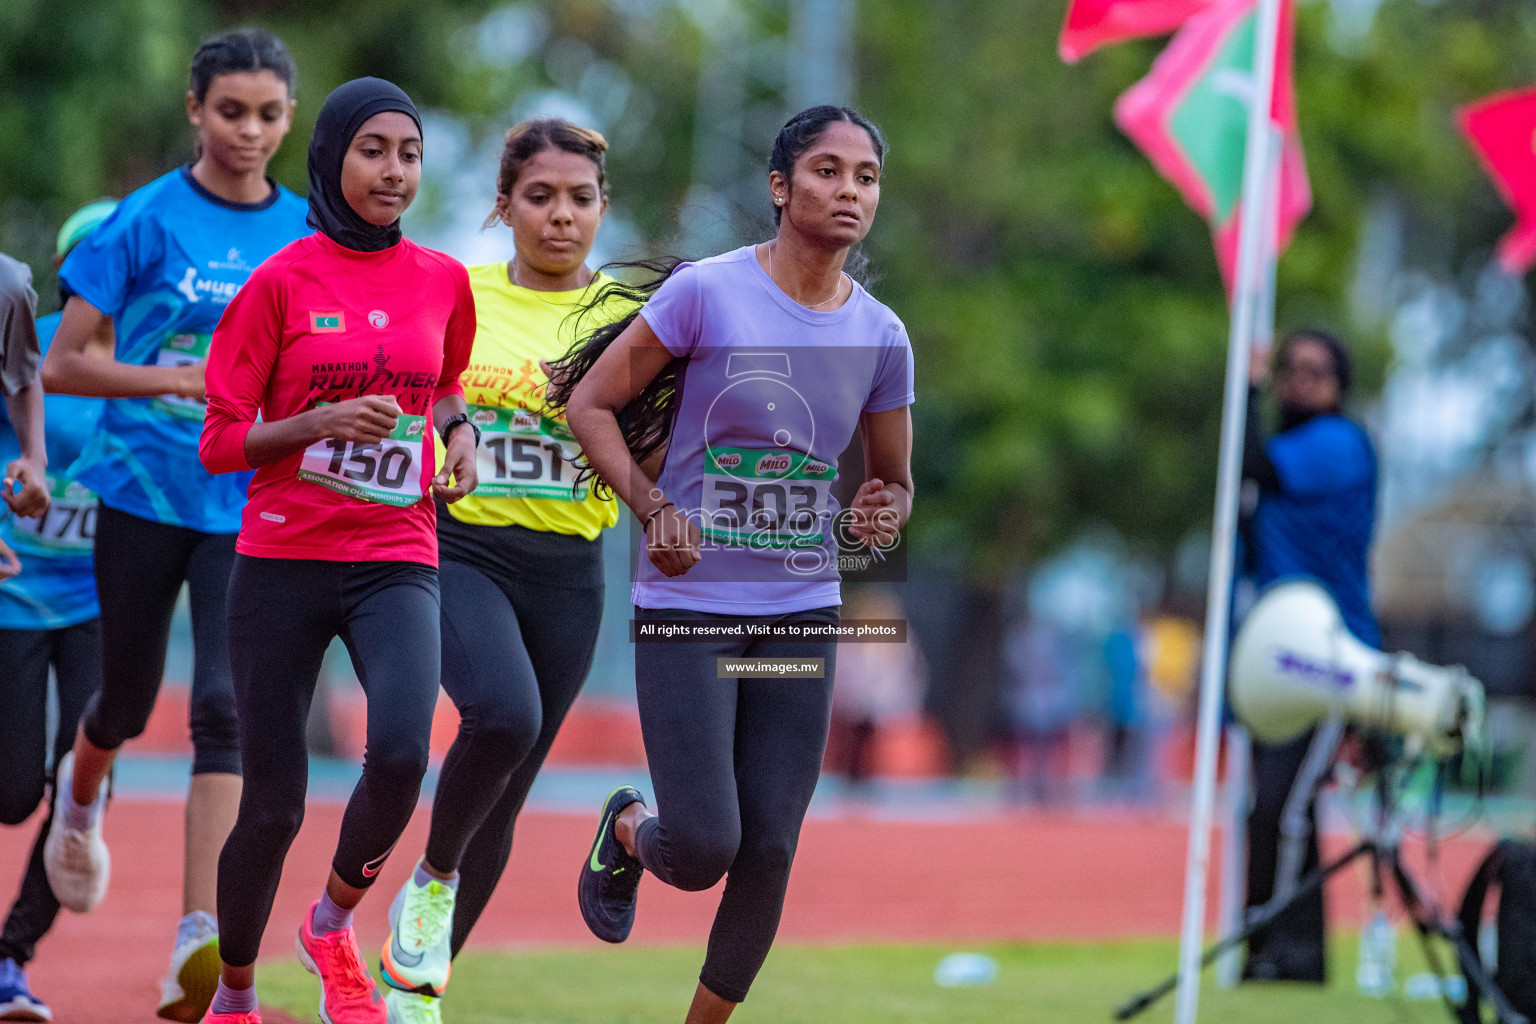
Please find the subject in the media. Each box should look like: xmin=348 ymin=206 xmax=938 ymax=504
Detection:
xmin=310 ymin=311 xmax=346 ymax=333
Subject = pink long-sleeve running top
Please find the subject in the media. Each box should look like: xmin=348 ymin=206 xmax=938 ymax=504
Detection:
xmin=200 ymin=232 xmax=475 ymax=565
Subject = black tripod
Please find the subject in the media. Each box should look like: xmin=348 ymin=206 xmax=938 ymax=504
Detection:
xmin=1116 ymin=775 xmax=1527 ymax=1024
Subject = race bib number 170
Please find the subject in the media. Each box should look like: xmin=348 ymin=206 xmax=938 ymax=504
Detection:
xmin=297 ymin=409 xmax=428 ymax=507
xmin=11 ymin=477 xmax=97 ymax=555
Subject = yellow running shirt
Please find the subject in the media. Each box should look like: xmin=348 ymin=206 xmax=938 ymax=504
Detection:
xmin=439 ymin=263 xmax=623 ymax=539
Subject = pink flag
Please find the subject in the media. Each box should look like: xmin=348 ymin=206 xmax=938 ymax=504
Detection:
xmin=1113 ymin=0 xmax=1311 ymax=292
xmin=1460 ymin=87 xmax=1536 ymax=275
xmin=1059 ymin=0 xmax=1213 ymax=63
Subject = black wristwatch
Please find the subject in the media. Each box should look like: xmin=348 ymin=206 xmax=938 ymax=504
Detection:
xmin=439 ymin=412 xmax=481 ymax=449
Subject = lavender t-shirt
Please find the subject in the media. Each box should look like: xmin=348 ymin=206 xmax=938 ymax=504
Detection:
xmin=634 ymin=245 xmax=914 ymax=615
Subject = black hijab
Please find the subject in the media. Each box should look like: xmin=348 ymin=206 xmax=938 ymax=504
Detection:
xmin=307 ymin=77 xmax=422 ymax=252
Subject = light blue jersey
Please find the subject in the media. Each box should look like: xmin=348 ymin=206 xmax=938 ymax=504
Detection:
xmin=0 ymin=314 xmax=104 ymax=629
xmin=59 ymin=166 xmax=308 ymax=532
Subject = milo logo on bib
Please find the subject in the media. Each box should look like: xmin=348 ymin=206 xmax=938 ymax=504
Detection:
xmin=470 ymin=403 xmax=587 ymax=501
xmin=701 ymin=445 xmax=836 ymax=548
xmin=297 ymin=405 xmax=428 ymax=507
xmin=755 ymin=453 xmax=792 ymax=475
xmin=151 ymin=332 xmax=212 ymax=421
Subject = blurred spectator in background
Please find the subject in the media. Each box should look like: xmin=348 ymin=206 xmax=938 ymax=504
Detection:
xmin=827 ymin=586 xmax=925 ymax=787
xmin=1241 ymin=328 xmax=1379 ymax=984
xmin=1002 ymin=607 xmax=1077 ymax=804
xmin=1103 ymin=609 xmax=1198 ymax=804
xmin=1102 ymin=618 xmax=1143 ymax=792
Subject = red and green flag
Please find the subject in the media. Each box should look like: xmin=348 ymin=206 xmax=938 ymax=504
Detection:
xmin=1112 ymin=0 xmax=1310 ymax=292
xmin=1059 ymin=0 xmax=1213 ymax=63
xmin=1459 ymin=87 xmax=1536 ymax=275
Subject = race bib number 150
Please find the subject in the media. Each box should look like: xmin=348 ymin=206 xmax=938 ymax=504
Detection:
xmin=297 ymin=407 xmax=428 ymax=507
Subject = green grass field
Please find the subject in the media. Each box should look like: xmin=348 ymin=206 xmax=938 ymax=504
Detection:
xmin=259 ymin=936 xmax=1468 ymax=1023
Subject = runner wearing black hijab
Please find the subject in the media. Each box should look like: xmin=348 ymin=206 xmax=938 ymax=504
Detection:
xmin=196 ymin=77 xmax=478 ymax=1024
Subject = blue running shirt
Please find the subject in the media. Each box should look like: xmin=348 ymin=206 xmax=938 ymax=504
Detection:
xmin=1251 ymin=414 xmax=1380 ymax=646
xmin=0 ymin=314 xmax=105 ymax=629
xmin=59 ymin=167 xmax=308 ymax=532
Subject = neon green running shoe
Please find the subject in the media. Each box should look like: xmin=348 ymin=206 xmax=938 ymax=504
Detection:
xmin=383 ymin=989 xmax=441 ymax=1024
xmin=378 ymin=868 xmax=456 ymax=996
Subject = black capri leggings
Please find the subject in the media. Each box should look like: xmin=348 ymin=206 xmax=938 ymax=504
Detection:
xmin=82 ymin=504 xmax=240 ymax=775
xmin=0 ymin=620 xmax=101 ymax=966
xmin=632 ymin=605 xmax=837 ymax=1004
xmin=427 ymin=516 xmax=604 ymax=956
xmin=216 ymin=555 xmax=440 ymax=969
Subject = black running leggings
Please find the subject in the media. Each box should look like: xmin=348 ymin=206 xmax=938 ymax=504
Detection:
xmin=216 ymin=555 xmax=440 ymax=969
xmin=632 ymin=606 xmax=837 ymax=1004
xmin=82 ymin=504 xmax=240 ymax=775
xmin=0 ymin=620 xmax=101 ymax=965
xmin=427 ymin=517 xmax=605 ymax=958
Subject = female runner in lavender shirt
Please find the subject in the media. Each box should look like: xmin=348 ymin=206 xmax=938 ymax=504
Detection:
xmin=547 ymin=105 xmax=914 ymax=1023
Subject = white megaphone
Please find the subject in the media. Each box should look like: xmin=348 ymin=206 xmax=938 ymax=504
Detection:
xmin=1230 ymin=579 xmax=1485 ymax=758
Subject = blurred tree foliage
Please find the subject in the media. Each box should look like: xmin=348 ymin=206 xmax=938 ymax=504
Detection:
xmin=2 ymin=0 xmax=1533 ymax=581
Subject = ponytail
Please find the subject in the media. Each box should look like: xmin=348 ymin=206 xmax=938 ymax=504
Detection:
xmin=544 ymin=256 xmax=690 ymax=497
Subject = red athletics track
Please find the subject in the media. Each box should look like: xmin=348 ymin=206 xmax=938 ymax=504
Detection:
xmin=2 ymin=798 xmax=1488 ymax=1024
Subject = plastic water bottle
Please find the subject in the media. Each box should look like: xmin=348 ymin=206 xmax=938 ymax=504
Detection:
xmin=1356 ymin=908 xmax=1397 ymax=997
xmin=934 ymin=953 xmax=998 ymax=987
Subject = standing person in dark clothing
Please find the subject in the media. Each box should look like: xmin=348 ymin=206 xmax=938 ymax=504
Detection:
xmin=1240 ymin=327 xmax=1379 ymax=983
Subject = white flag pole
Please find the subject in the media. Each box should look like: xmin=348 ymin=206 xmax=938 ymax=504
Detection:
xmin=1215 ymin=120 xmax=1284 ymax=991
xmin=1173 ymin=0 xmax=1285 ymax=1021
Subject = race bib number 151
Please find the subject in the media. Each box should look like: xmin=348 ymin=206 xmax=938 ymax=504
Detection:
xmin=471 ymin=404 xmax=587 ymax=501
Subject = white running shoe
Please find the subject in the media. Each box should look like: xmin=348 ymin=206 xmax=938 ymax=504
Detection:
xmin=156 ymin=911 xmax=220 ymax=1022
xmin=378 ymin=869 xmax=456 ymax=997
xmin=41 ymin=751 xmax=110 ymax=913
xmin=383 ymin=989 xmax=441 ymax=1024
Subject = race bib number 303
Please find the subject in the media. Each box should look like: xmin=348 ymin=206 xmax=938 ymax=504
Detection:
xmin=151 ymin=332 xmax=212 ymax=421
xmin=297 ymin=409 xmax=428 ymax=507
xmin=700 ymin=446 xmax=835 ymax=548
xmin=12 ymin=477 xmax=98 ymax=555
xmin=470 ymin=404 xmax=587 ymax=501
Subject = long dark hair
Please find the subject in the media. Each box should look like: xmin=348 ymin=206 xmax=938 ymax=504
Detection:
xmin=543 ymin=256 xmax=688 ymax=497
xmin=544 ymin=105 xmax=887 ymax=494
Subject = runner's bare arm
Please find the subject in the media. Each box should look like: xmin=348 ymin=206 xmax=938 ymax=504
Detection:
xmin=567 ymin=316 xmax=700 ymax=577
xmin=42 ymin=296 xmax=204 ymax=399
xmin=566 ymin=316 xmax=677 ymax=518
xmin=2 ymin=372 xmax=48 ymax=518
xmin=239 ymin=396 xmax=401 ymax=468
xmin=848 ymin=406 xmax=913 ymax=548
xmin=431 ymin=394 xmax=478 ymax=502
